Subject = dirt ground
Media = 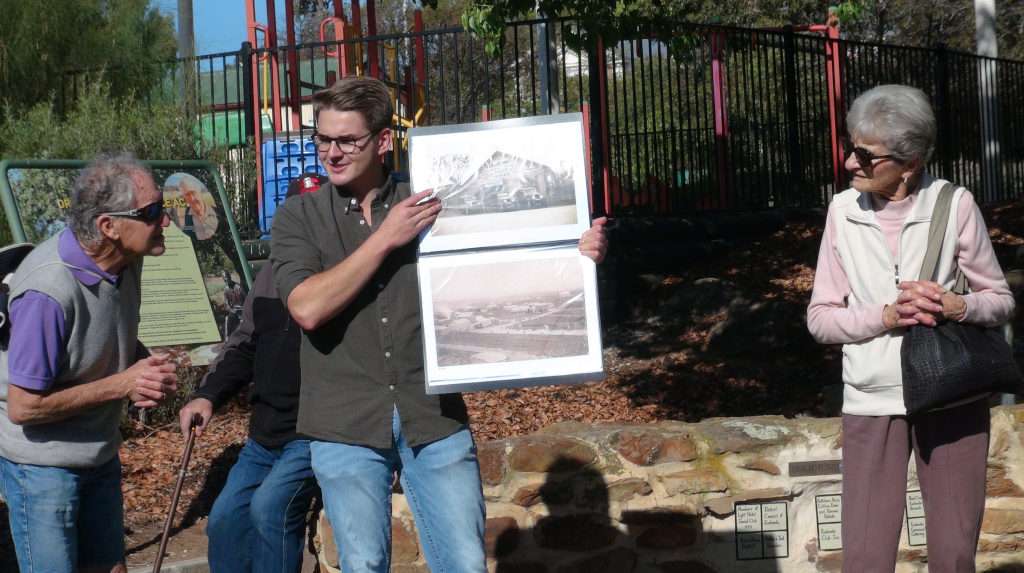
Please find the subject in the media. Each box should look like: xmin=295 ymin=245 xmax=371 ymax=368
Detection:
xmin=1 ymin=201 xmax=1021 ymax=569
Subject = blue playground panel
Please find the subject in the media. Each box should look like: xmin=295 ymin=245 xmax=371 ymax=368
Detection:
xmin=259 ymin=138 xmax=327 ymax=235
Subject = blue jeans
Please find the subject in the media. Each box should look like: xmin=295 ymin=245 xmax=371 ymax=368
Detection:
xmin=0 ymin=455 xmax=124 ymax=573
xmin=311 ymin=408 xmax=485 ymax=573
xmin=206 ymin=439 xmax=317 ymax=573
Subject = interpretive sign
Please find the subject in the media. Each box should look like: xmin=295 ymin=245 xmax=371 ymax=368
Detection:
xmin=409 ymin=115 xmax=603 ymax=394
xmin=735 ymin=501 xmax=789 ymax=560
xmin=138 ymin=223 xmax=221 ymax=347
xmin=815 ymin=494 xmax=843 ymax=551
xmin=0 ymin=160 xmax=253 ymax=366
xmin=905 ymin=490 xmax=927 ymax=547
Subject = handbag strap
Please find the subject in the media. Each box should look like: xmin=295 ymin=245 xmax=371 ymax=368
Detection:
xmin=918 ymin=182 xmax=968 ymax=293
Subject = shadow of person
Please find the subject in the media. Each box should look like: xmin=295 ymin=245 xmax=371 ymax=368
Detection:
xmin=489 ymin=453 xmax=785 ymax=573
xmin=494 ymin=455 xmax=628 ymax=573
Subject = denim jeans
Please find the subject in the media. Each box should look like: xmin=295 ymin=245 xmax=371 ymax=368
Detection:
xmin=0 ymin=455 xmax=124 ymax=573
xmin=311 ymin=408 xmax=486 ymax=573
xmin=206 ymin=439 xmax=317 ymax=573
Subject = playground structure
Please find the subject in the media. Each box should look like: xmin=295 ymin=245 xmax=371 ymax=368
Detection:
xmin=244 ymin=0 xmax=428 ymax=232
xmin=58 ymin=10 xmax=1024 ymax=238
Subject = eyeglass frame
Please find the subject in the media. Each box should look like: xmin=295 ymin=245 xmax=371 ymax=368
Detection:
xmin=843 ymin=139 xmax=904 ymax=168
xmin=310 ymin=130 xmax=379 ymax=154
xmin=102 ymin=200 xmax=166 ymax=223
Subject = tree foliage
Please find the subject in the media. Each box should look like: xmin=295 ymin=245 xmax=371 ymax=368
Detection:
xmin=0 ymin=0 xmax=176 ymax=111
xmin=424 ymin=0 xmax=1023 ymax=60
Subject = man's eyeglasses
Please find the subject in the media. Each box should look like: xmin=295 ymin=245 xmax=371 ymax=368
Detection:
xmin=103 ymin=200 xmax=165 ymax=223
xmin=311 ymin=131 xmax=377 ymax=154
xmin=845 ymin=142 xmax=902 ymax=167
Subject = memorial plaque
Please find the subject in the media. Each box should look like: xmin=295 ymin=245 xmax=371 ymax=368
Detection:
xmin=764 ymin=530 xmax=790 ymax=558
xmin=815 ymin=494 xmax=843 ymax=551
xmin=905 ymin=490 xmax=927 ymax=547
xmin=736 ymin=533 xmax=764 ymax=560
xmin=789 ymin=460 xmax=842 ymax=477
xmin=736 ymin=501 xmax=790 ymax=560
xmin=736 ymin=504 xmax=762 ymax=533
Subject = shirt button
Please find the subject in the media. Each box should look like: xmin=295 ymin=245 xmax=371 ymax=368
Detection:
xmin=359 ymin=219 xmax=365 ymax=225
xmin=384 ymin=203 xmax=389 ymax=209
xmin=385 ymin=351 xmax=391 ymax=358
xmin=377 ymin=283 xmax=385 ymax=290
xmin=350 ymin=198 xmax=357 ymax=205
xmin=381 ymin=317 xmax=388 ymax=324
xmin=389 ymin=384 xmax=396 ymax=391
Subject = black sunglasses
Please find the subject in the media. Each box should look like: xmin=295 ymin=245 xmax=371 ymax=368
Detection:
xmin=844 ymin=141 xmax=902 ymax=167
xmin=104 ymin=200 xmax=165 ymax=223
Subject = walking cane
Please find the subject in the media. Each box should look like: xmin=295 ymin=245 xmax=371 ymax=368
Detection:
xmin=152 ymin=413 xmax=202 ymax=573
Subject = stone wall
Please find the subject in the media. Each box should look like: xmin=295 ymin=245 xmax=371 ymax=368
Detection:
xmin=315 ymin=405 xmax=1024 ymax=572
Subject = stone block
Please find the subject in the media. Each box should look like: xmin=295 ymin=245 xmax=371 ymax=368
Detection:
xmin=508 ymin=436 xmax=598 ymax=473
xmin=604 ymin=477 xmax=653 ymax=503
xmin=494 ymin=562 xmax=548 ymax=573
xmin=479 ymin=441 xmax=508 ymax=486
xmin=555 ymin=547 xmax=637 ymax=573
xmin=392 ymin=517 xmax=420 ymax=563
xmin=619 ymin=508 xmax=700 ymax=526
xmin=657 ymin=561 xmax=717 ymax=573
xmin=392 ymin=564 xmax=430 ymax=573
xmin=701 ymin=417 xmax=796 ymax=454
xmin=318 ymin=511 xmax=339 ymax=568
xmin=739 ymin=457 xmax=781 ymax=475
xmin=636 ymin=522 xmax=700 ymax=548
xmin=512 ymin=483 xmax=544 ymax=507
xmin=987 ymin=466 xmax=1024 ymax=497
xmin=982 ymin=508 xmax=1024 ymax=535
xmin=485 ymin=516 xmax=520 ymax=558
xmin=614 ymin=429 xmax=697 ymax=466
xmin=703 ymin=488 xmax=788 ymax=517
xmin=978 ymin=537 xmax=1024 ymax=553
xmin=660 ymin=468 xmax=729 ymax=496
xmin=533 ymin=514 xmax=620 ymax=551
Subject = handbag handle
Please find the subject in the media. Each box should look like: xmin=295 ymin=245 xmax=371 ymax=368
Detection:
xmin=917 ymin=182 xmax=968 ymax=294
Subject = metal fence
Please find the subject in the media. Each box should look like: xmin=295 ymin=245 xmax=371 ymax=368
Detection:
xmin=62 ymin=19 xmax=1024 ymax=237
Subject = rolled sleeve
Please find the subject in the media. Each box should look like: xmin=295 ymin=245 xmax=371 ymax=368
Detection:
xmin=8 ymin=291 xmax=67 ymax=391
xmin=270 ymin=198 xmax=323 ymax=306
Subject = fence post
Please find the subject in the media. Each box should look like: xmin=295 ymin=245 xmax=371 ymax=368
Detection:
xmin=241 ymin=42 xmax=255 ymax=140
xmin=710 ymin=30 xmax=730 ymax=209
xmin=782 ymin=26 xmax=803 ymax=207
xmin=934 ymin=43 xmax=952 ymax=179
xmin=587 ymin=35 xmax=609 ymax=217
xmin=823 ymin=12 xmax=845 ymax=200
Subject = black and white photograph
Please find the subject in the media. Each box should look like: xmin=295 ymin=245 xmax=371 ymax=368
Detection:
xmin=418 ymin=246 xmax=603 ymax=394
xmin=408 ymin=113 xmax=592 ymax=253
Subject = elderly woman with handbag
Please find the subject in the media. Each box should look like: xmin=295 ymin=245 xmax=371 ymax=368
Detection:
xmin=807 ymin=84 xmax=1015 ymax=572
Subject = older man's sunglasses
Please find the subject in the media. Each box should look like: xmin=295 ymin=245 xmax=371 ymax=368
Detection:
xmin=104 ymin=200 xmax=165 ymax=223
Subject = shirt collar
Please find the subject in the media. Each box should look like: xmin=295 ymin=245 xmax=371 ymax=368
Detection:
xmin=332 ymin=169 xmax=398 ymax=211
xmin=58 ymin=228 xmax=119 ymax=286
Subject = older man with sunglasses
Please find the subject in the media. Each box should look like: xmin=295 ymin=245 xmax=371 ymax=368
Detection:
xmin=0 ymin=153 xmax=179 ymax=573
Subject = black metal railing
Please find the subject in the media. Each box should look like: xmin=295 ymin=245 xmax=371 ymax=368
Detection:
xmin=61 ymin=19 xmax=1024 ymax=237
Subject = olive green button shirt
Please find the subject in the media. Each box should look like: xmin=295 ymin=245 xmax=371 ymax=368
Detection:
xmin=270 ymin=174 xmax=468 ymax=448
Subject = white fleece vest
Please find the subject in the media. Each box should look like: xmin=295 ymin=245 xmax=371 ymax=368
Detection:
xmin=831 ymin=175 xmax=964 ymax=416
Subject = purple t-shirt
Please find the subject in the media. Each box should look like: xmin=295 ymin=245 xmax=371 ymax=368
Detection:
xmin=8 ymin=229 xmax=119 ymax=391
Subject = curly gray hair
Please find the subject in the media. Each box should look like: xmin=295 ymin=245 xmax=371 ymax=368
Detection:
xmin=66 ymin=153 xmax=152 ymax=246
xmin=846 ymin=84 xmax=937 ymax=164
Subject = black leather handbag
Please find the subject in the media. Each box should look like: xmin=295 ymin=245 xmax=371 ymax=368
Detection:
xmin=901 ymin=183 xmax=1023 ymax=415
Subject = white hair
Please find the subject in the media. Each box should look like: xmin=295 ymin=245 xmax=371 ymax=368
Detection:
xmin=846 ymin=84 xmax=936 ymax=164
